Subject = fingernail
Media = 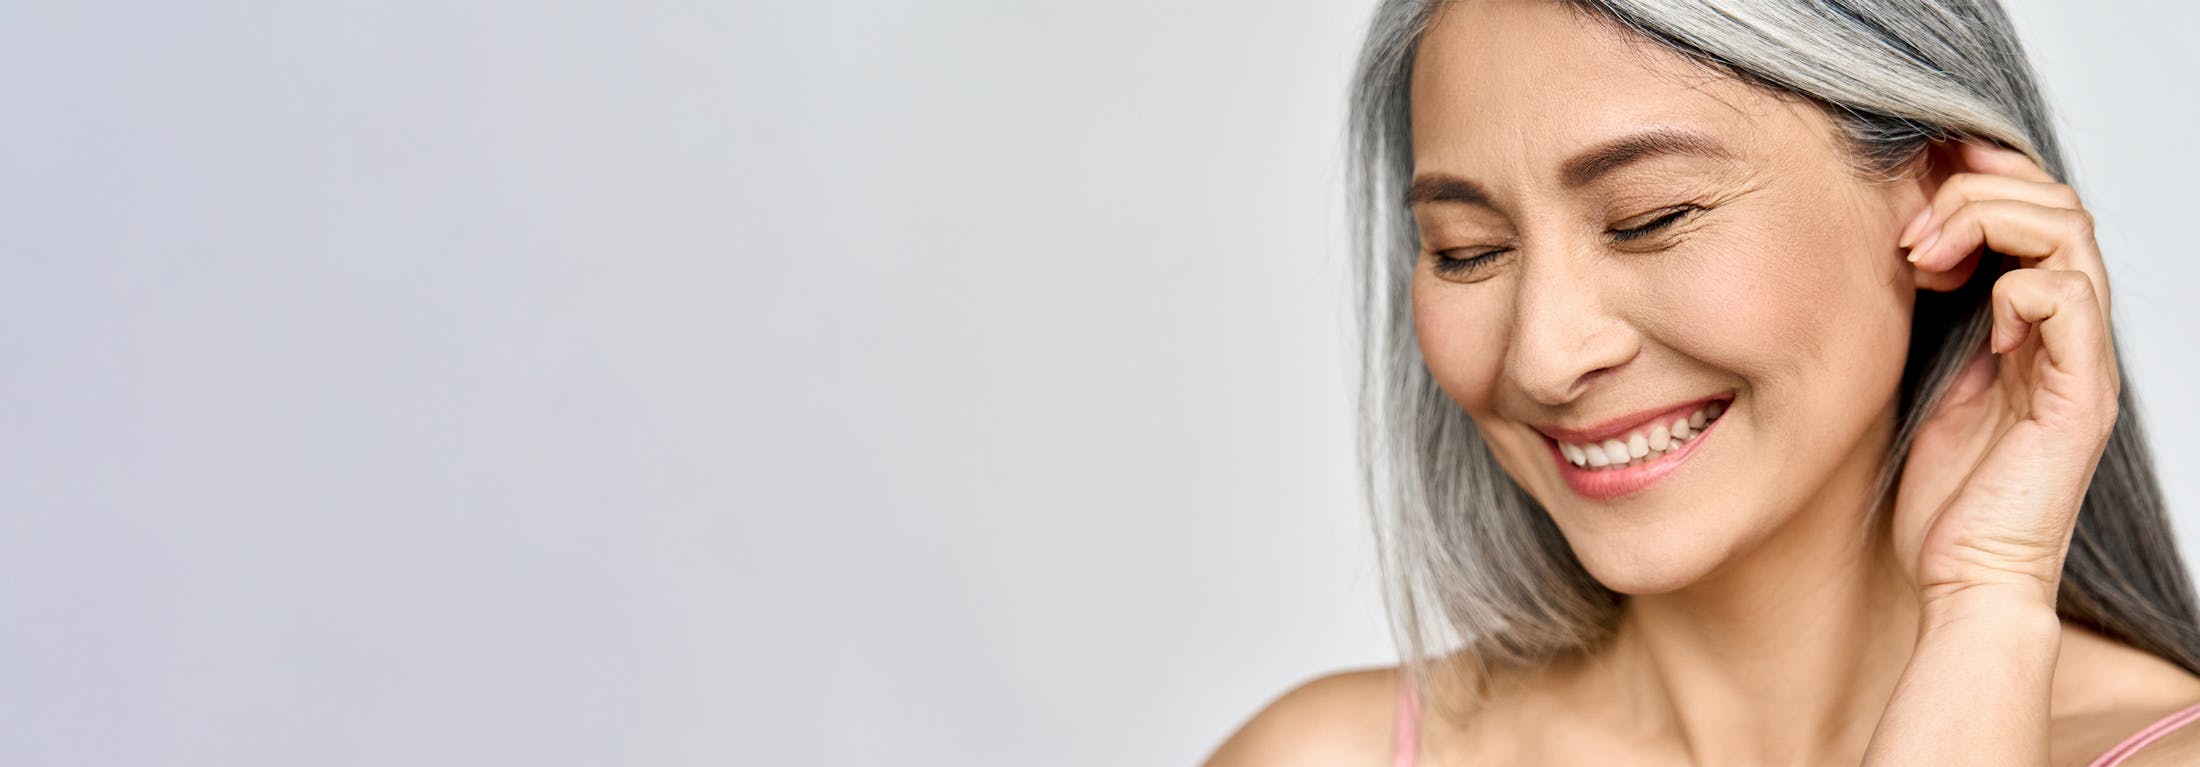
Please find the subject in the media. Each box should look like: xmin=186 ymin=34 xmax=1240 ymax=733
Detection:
xmin=1898 ymin=206 xmax=1932 ymax=248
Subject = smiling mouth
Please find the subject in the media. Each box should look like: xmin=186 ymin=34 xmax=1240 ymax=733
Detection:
xmin=1555 ymin=399 xmax=1727 ymax=471
xmin=1535 ymin=395 xmax=1734 ymax=501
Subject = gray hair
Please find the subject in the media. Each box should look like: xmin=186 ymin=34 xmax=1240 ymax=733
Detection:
xmin=1347 ymin=0 xmax=2200 ymax=716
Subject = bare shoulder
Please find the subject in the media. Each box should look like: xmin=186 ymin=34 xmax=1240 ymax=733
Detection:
xmin=2117 ymin=725 xmax=2200 ymax=767
xmin=2087 ymin=676 xmax=2200 ymax=767
xmin=1202 ymin=665 xmax=1402 ymax=767
xmin=2054 ymin=623 xmax=2200 ymax=766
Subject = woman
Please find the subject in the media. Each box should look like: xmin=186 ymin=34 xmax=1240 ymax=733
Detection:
xmin=1208 ymin=0 xmax=2200 ymax=765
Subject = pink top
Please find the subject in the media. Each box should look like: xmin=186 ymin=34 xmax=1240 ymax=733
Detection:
xmin=1390 ymin=673 xmax=2200 ymax=766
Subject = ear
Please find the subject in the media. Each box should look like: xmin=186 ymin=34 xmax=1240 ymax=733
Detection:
xmin=1901 ymin=140 xmax=1980 ymax=293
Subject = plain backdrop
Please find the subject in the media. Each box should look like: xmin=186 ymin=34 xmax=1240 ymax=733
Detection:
xmin=1 ymin=1 xmax=2194 ymax=765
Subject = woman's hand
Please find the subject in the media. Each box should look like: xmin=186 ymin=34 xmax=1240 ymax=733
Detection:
xmin=1888 ymin=141 xmax=2120 ymax=622
xmin=1863 ymin=141 xmax=2119 ymax=767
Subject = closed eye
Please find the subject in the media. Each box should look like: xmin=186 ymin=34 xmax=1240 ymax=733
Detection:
xmin=1430 ymin=247 xmax=1508 ymax=279
xmin=1611 ymin=205 xmax=1698 ymax=242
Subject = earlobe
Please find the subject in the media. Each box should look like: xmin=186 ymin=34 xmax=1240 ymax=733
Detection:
xmin=1912 ymin=255 xmax=1979 ymax=292
xmin=1902 ymin=141 xmax=1977 ymax=293
xmin=1910 ymin=140 xmax=1960 ymax=203
xmin=1888 ymin=145 xmax=1942 ymax=248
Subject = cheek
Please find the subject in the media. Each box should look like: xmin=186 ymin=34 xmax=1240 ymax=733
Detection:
xmin=1411 ymin=273 xmax=1512 ymax=413
xmin=1667 ymin=245 xmax=1838 ymax=369
xmin=1652 ymin=202 xmax=1911 ymax=428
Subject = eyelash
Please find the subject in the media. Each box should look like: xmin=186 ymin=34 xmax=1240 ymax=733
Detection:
xmin=1429 ymin=248 xmax=1506 ymax=277
xmin=1429 ymin=204 xmax=1700 ymax=278
xmin=1611 ymin=204 xmax=1699 ymax=242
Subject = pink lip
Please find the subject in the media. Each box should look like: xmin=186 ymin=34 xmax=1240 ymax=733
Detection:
xmin=1535 ymin=394 xmax=1734 ymax=501
xmin=1530 ymin=395 xmax=1730 ymax=445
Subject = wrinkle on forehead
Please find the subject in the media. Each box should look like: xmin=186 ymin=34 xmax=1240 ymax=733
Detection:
xmin=1408 ymin=0 xmax=1841 ymax=200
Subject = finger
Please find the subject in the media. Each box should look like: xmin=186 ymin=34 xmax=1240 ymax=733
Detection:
xmin=1899 ymin=172 xmax=2081 ymax=248
xmin=1955 ymin=140 xmax=2057 ymax=184
xmin=1910 ymin=198 xmax=2111 ymax=319
xmin=1989 ymin=269 xmax=2117 ymax=426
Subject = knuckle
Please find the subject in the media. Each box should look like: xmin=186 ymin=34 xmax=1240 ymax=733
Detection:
xmin=2053 ymin=270 xmax=2094 ymax=301
xmin=2048 ymin=183 xmax=2082 ymax=208
xmin=2066 ymin=207 xmax=2096 ymax=238
xmin=1946 ymin=200 xmax=1985 ymax=229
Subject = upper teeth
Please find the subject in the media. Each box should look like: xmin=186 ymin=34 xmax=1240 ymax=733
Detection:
xmin=1558 ymin=400 xmax=1726 ymax=470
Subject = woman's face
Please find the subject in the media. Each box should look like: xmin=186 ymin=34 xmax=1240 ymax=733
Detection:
xmin=1408 ymin=0 xmax=1922 ymax=594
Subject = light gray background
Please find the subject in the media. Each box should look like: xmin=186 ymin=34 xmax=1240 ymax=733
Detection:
xmin=0 ymin=1 xmax=2191 ymax=765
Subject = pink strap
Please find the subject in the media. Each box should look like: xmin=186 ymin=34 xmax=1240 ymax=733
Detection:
xmin=2086 ymin=700 xmax=2200 ymax=767
xmin=1392 ymin=672 xmax=1420 ymax=767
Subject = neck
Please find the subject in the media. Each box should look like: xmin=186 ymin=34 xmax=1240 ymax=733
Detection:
xmin=1594 ymin=416 xmax=1920 ymax=766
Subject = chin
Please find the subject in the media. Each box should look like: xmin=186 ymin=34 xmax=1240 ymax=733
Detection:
xmin=1575 ymin=543 xmax=1728 ymax=596
xmin=1544 ymin=506 xmax=1748 ymax=596
xmin=1495 ymin=395 xmax=1788 ymax=598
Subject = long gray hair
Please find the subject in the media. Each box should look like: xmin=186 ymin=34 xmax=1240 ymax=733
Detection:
xmin=1347 ymin=0 xmax=2200 ymax=715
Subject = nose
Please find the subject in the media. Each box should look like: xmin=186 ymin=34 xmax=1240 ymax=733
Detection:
xmin=1506 ymin=252 xmax=1640 ymax=406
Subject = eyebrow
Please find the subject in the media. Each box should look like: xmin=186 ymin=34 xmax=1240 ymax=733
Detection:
xmin=1559 ymin=128 xmax=1732 ymax=188
xmin=1404 ymin=127 xmax=1734 ymax=207
xmin=1403 ymin=174 xmax=1491 ymax=207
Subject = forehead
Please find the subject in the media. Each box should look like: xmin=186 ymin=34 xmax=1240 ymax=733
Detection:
xmin=1409 ymin=0 xmax=1820 ymax=189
